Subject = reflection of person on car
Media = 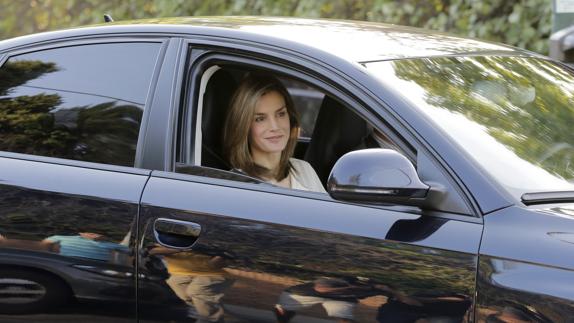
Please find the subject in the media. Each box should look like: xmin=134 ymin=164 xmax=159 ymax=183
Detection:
xmin=274 ymin=276 xmax=417 ymax=323
xmin=43 ymin=232 xmax=128 ymax=262
xmin=223 ymin=72 xmax=325 ymax=192
xmin=149 ymin=244 xmax=234 ymax=323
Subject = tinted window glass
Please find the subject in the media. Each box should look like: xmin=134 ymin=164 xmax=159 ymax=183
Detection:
xmin=0 ymin=42 xmax=161 ymax=166
xmin=367 ymin=57 xmax=574 ymax=197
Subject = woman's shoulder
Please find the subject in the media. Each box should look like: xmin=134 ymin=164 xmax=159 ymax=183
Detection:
xmin=289 ymin=158 xmax=313 ymax=171
xmin=289 ymin=158 xmax=326 ymax=193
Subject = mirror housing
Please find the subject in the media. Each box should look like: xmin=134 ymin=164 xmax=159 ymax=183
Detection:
xmin=327 ymin=149 xmax=430 ymax=206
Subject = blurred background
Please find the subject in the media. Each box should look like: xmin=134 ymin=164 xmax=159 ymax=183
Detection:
xmin=0 ymin=0 xmax=559 ymax=55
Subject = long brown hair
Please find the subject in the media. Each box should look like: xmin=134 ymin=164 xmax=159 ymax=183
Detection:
xmin=223 ymin=72 xmax=299 ymax=181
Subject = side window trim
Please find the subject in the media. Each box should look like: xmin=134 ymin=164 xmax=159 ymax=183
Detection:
xmin=3 ymin=37 xmax=168 ymax=57
xmin=138 ymin=37 xmax=186 ymax=172
xmin=134 ymin=38 xmax=170 ymax=168
xmin=0 ymin=150 xmax=151 ymax=176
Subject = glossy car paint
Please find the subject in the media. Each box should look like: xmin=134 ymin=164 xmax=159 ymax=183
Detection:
xmin=140 ymin=173 xmax=480 ymax=322
xmin=0 ymin=155 xmax=148 ymax=321
xmin=0 ymin=16 xmax=572 ymax=322
xmin=477 ymin=205 xmax=574 ymax=321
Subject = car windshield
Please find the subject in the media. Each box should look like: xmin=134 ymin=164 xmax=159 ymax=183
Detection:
xmin=366 ymin=56 xmax=574 ymax=198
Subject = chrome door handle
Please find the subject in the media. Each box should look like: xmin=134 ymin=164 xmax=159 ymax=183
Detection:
xmin=153 ymin=218 xmax=201 ymax=249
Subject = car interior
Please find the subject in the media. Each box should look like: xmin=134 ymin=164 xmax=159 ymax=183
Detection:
xmin=189 ymin=64 xmax=383 ymax=190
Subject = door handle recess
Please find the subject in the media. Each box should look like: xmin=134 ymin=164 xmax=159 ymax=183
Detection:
xmin=153 ymin=218 xmax=201 ymax=249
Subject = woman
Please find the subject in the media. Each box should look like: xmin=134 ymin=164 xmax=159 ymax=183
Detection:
xmin=223 ymin=73 xmax=325 ymax=193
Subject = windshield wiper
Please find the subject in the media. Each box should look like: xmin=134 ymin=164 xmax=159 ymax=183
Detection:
xmin=522 ymin=191 xmax=574 ymax=205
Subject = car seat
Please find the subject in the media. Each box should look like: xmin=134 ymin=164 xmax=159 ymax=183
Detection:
xmin=304 ymin=95 xmax=370 ymax=186
xmin=201 ymin=69 xmax=238 ymax=170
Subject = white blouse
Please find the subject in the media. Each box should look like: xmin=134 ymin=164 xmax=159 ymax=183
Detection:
xmin=288 ymin=158 xmax=326 ymax=193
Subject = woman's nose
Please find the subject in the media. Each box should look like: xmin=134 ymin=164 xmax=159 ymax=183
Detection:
xmin=269 ymin=116 xmax=280 ymax=130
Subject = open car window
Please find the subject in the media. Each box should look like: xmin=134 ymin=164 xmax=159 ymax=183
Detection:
xmin=177 ymin=62 xmax=403 ymax=195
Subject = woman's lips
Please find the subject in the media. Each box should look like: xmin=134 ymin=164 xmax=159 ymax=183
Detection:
xmin=265 ymin=135 xmax=284 ymax=142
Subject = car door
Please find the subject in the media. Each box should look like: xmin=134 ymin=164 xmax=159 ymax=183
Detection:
xmin=136 ymin=45 xmax=483 ymax=323
xmin=140 ymin=175 xmax=482 ymax=322
xmin=0 ymin=38 xmax=165 ymax=321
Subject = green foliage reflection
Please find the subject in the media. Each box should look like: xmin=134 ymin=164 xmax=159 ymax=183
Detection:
xmin=391 ymin=56 xmax=574 ymax=179
xmin=0 ymin=60 xmax=142 ymax=166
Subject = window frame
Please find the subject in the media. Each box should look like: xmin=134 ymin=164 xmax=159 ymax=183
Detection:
xmin=176 ymin=49 xmax=421 ymax=204
xmin=0 ymin=37 xmax=169 ymax=171
xmin=171 ymin=41 xmax=479 ymax=218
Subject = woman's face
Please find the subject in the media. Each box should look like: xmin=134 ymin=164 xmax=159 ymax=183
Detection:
xmin=249 ymin=90 xmax=291 ymax=158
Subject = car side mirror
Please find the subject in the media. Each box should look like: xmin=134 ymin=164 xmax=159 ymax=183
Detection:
xmin=327 ymin=149 xmax=430 ymax=206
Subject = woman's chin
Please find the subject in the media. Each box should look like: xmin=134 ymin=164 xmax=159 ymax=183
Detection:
xmin=256 ymin=146 xmax=286 ymax=155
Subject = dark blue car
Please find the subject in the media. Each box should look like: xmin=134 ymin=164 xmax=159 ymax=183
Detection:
xmin=0 ymin=16 xmax=573 ymax=322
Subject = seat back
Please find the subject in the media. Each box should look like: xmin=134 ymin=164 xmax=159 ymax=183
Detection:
xmin=304 ymin=96 xmax=370 ymax=185
xmin=201 ymin=70 xmax=238 ymax=169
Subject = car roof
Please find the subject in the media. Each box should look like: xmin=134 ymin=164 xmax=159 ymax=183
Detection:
xmin=1 ymin=16 xmax=533 ymax=63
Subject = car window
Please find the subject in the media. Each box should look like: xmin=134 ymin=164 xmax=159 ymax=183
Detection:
xmin=177 ymin=63 xmax=401 ymax=194
xmin=367 ymin=57 xmax=574 ymax=198
xmin=0 ymin=42 xmax=161 ymax=166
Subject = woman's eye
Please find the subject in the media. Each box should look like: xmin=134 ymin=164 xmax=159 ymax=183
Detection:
xmin=278 ymin=111 xmax=287 ymax=117
xmin=255 ymin=116 xmax=264 ymax=122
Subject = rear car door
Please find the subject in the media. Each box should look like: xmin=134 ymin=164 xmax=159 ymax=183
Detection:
xmin=137 ymin=44 xmax=483 ymax=322
xmin=0 ymin=38 xmax=165 ymax=321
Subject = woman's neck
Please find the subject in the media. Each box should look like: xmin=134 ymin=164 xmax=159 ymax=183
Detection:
xmin=251 ymin=150 xmax=281 ymax=173
xmin=251 ymin=151 xmax=291 ymax=188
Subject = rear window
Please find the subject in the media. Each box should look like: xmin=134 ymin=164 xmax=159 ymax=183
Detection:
xmin=0 ymin=42 xmax=161 ymax=166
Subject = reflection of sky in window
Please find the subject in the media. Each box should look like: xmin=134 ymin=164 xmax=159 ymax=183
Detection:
xmin=366 ymin=61 xmax=574 ymax=196
xmin=11 ymin=43 xmax=160 ymax=104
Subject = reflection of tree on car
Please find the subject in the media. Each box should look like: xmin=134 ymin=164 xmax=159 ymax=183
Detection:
xmin=390 ymin=56 xmax=574 ymax=181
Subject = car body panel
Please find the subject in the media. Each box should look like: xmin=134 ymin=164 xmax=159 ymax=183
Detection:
xmin=0 ymin=155 xmax=149 ymax=320
xmin=481 ymin=205 xmax=574 ymax=271
xmin=477 ymin=205 xmax=574 ymax=321
xmin=0 ymin=17 xmax=529 ymax=62
xmin=477 ymin=256 xmax=574 ymax=322
xmin=139 ymin=174 xmax=481 ymax=322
